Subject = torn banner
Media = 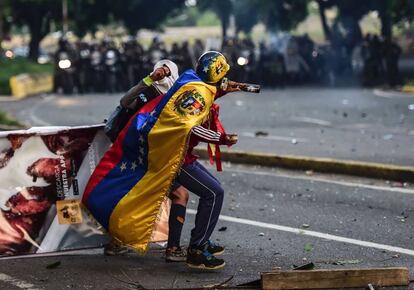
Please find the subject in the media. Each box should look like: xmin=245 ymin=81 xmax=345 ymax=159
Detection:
xmin=0 ymin=125 xmax=170 ymax=258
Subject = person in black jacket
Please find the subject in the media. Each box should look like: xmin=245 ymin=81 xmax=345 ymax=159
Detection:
xmin=104 ymin=59 xmax=179 ymax=143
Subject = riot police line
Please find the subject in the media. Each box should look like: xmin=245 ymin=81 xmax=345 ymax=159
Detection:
xmin=53 ymin=34 xmax=403 ymax=95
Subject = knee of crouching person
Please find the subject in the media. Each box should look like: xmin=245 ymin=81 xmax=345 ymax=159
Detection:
xmin=215 ymin=185 xmax=224 ymax=199
xmin=171 ymin=186 xmax=189 ymax=206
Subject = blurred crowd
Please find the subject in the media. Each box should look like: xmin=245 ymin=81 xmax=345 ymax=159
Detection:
xmin=358 ymin=33 xmax=403 ymax=87
xmin=52 ymin=33 xmax=403 ymax=94
xmin=53 ymin=37 xmax=202 ymax=94
xmin=222 ymin=33 xmax=403 ymax=88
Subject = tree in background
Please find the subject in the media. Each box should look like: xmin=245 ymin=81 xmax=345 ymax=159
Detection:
xmin=253 ymin=0 xmax=308 ymax=32
xmin=197 ymin=0 xmax=413 ymax=43
xmin=197 ymin=0 xmax=233 ymax=41
xmin=0 ymin=0 xmax=6 ymax=45
xmin=5 ymin=0 xmax=414 ymax=61
xmin=0 ymin=0 xmax=13 ymax=47
xmin=390 ymin=0 xmax=414 ymax=29
xmin=115 ymin=0 xmax=185 ymax=34
xmin=70 ymin=0 xmax=114 ymax=38
xmin=316 ymin=0 xmax=332 ymax=41
xmin=70 ymin=0 xmax=185 ymax=41
xmin=317 ymin=0 xmax=414 ymax=44
xmin=5 ymin=0 xmax=185 ymax=60
xmin=377 ymin=0 xmax=414 ymax=38
xmin=198 ymin=0 xmax=308 ymax=38
xmin=10 ymin=0 xmax=62 ymax=60
xmin=234 ymin=0 xmax=258 ymax=35
xmin=7 ymin=0 xmax=115 ymax=59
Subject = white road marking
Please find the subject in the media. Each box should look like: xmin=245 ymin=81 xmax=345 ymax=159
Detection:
xmin=227 ymin=167 xmax=414 ymax=195
xmin=187 ymin=209 xmax=414 ymax=256
xmin=0 ymin=248 xmax=103 ymax=260
xmin=240 ymin=132 xmax=308 ymax=142
xmin=0 ymin=273 xmax=42 ymax=290
xmin=20 ymin=95 xmax=55 ymax=126
xmin=290 ymin=116 xmax=332 ymax=127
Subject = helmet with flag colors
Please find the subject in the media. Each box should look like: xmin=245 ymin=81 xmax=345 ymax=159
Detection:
xmin=196 ymin=51 xmax=230 ymax=84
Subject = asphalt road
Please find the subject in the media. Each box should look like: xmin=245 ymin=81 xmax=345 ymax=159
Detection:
xmin=0 ymin=163 xmax=413 ymax=290
xmin=0 ymin=87 xmax=413 ymax=289
xmin=1 ymin=87 xmax=414 ymax=166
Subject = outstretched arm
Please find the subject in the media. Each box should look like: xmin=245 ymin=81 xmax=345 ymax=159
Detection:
xmin=216 ymin=79 xmax=260 ymax=100
xmin=191 ymin=126 xmax=237 ymax=146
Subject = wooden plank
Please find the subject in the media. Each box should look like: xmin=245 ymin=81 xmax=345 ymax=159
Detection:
xmin=261 ymin=267 xmax=410 ymax=290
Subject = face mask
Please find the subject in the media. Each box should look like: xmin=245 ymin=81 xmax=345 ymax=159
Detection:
xmin=152 ymin=60 xmax=179 ymax=94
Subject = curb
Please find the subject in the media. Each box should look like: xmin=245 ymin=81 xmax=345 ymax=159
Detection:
xmin=0 ymin=125 xmax=25 ymax=131
xmin=373 ymin=88 xmax=414 ymax=98
xmin=10 ymin=73 xmax=53 ymax=99
xmin=194 ymin=148 xmax=414 ymax=182
xmin=402 ymin=85 xmax=414 ymax=94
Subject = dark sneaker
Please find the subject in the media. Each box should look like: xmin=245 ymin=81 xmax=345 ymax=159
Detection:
xmin=104 ymin=242 xmax=129 ymax=256
xmin=207 ymin=240 xmax=224 ymax=256
xmin=186 ymin=243 xmax=225 ymax=270
xmin=165 ymin=246 xmax=187 ymax=262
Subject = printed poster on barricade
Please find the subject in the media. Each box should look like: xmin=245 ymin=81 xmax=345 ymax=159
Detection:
xmin=0 ymin=125 xmax=111 ymax=258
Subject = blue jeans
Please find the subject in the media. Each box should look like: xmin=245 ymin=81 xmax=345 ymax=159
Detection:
xmin=173 ymin=161 xmax=224 ymax=246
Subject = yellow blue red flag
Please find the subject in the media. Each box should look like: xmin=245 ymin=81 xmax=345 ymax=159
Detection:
xmin=83 ymin=70 xmax=217 ymax=253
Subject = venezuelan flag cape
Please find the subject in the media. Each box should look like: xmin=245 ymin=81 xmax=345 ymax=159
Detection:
xmin=83 ymin=70 xmax=217 ymax=253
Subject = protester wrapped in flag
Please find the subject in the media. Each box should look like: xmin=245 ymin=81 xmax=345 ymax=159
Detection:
xmin=82 ymin=63 xmax=226 ymax=253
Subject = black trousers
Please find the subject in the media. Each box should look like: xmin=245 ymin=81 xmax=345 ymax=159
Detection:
xmin=173 ymin=161 xmax=224 ymax=246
